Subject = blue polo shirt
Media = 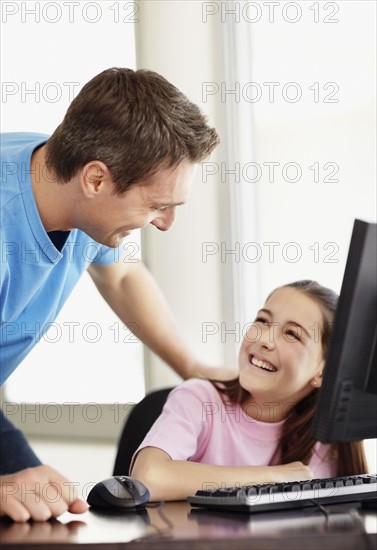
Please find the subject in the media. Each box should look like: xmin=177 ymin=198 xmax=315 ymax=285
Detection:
xmin=0 ymin=132 xmax=119 ymax=385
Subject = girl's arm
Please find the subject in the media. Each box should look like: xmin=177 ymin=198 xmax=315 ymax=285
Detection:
xmin=131 ymin=447 xmax=314 ymax=501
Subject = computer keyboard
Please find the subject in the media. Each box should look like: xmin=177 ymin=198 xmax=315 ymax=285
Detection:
xmin=188 ymin=474 xmax=377 ymax=513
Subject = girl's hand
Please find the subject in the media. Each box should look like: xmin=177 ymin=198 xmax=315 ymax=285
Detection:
xmin=268 ymin=462 xmax=314 ymax=483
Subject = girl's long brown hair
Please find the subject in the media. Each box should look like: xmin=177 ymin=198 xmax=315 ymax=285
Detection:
xmin=212 ymin=280 xmax=368 ymax=476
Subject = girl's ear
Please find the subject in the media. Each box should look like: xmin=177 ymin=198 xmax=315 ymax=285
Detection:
xmin=311 ymin=366 xmax=324 ymax=389
xmin=310 ymin=376 xmax=322 ymax=389
xmin=310 ymin=358 xmax=325 ymax=388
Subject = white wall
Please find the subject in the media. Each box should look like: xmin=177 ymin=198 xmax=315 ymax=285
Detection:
xmin=135 ymin=1 xmax=227 ymax=389
xmin=249 ymin=0 xmax=376 ymax=304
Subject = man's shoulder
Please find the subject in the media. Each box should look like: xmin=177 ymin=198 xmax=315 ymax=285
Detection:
xmin=1 ymin=132 xmax=49 ymax=152
xmin=1 ymin=133 xmax=49 ymax=211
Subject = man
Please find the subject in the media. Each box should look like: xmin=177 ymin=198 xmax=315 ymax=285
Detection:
xmin=0 ymin=68 xmax=228 ymax=522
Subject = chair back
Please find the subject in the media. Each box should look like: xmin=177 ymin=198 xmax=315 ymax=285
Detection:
xmin=113 ymin=387 xmax=173 ymax=475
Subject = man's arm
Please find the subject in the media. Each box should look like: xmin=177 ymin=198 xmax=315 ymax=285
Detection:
xmin=88 ymin=261 xmax=237 ymax=380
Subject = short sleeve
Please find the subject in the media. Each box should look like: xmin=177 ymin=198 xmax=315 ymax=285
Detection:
xmin=130 ymin=382 xmax=209 ymax=473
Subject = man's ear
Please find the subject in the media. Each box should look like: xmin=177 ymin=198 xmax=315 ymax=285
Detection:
xmin=80 ymin=161 xmax=112 ymax=198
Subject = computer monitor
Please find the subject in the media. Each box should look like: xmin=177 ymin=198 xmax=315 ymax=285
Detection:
xmin=313 ymin=219 xmax=377 ymax=443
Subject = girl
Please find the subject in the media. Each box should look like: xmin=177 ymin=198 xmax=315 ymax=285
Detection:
xmin=131 ymin=280 xmax=367 ymax=501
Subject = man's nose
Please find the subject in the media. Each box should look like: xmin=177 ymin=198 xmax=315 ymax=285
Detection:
xmin=151 ymin=208 xmax=176 ymax=231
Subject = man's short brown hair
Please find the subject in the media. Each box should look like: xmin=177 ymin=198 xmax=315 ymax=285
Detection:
xmin=46 ymin=67 xmax=220 ymax=193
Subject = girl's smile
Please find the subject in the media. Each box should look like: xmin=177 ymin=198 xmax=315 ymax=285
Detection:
xmin=249 ymin=354 xmax=278 ymax=373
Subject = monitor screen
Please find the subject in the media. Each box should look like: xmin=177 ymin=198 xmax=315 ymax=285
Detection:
xmin=313 ymin=219 xmax=377 ymax=443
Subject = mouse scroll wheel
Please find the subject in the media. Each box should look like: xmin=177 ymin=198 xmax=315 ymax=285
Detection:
xmin=119 ymin=477 xmax=135 ymax=489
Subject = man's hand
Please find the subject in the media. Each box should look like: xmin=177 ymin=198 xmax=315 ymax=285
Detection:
xmin=0 ymin=465 xmax=88 ymax=522
xmin=89 ymin=262 xmax=240 ymax=382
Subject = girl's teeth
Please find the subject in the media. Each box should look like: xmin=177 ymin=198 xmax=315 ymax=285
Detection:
xmin=251 ymin=357 xmax=276 ymax=372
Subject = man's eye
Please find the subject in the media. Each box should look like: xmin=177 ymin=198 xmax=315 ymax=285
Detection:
xmin=255 ymin=317 xmax=268 ymax=325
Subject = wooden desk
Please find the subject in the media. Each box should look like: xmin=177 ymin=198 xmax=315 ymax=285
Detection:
xmin=0 ymin=501 xmax=376 ymax=549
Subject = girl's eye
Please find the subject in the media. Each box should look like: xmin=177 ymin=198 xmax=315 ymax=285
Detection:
xmin=286 ymin=329 xmax=301 ymax=342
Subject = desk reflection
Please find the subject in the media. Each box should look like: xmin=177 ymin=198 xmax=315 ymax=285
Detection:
xmin=0 ymin=501 xmax=375 ymax=547
xmin=0 ymin=508 xmax=151 ymax=545
xmin=188 ymin=505 xmax=365 ymax=537
xmin=0 ymin=518 xmax=86 ymax=544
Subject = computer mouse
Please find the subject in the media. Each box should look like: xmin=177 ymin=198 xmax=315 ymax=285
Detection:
xmin=87 ymin=476 xmax=150 ymax=510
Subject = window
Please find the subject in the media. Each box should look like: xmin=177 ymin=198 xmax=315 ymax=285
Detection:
xmin=216 ymin=1 xmax=376 ymax=357
xmin=219 ymin=0 xmax=376 ymax=469
xmin=2 ymin=1 xmax=144 ymax=406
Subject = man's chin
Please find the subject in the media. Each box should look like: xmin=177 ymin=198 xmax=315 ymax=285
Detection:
xmin=106 ymin=237 xmax=123 ymax=249
xmin=89 ymin=231 xmax=131 ymax=249
xmin=107 ymin=233 xmax=130 ymax=248
xmin=90 ymin=235 xmax=119 ymax=249
xmin=107 ymin=241 xmax=120 ymax=249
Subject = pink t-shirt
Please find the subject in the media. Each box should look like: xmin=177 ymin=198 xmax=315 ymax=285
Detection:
xmin=131 ymin=379 xmax=335 ymax=478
